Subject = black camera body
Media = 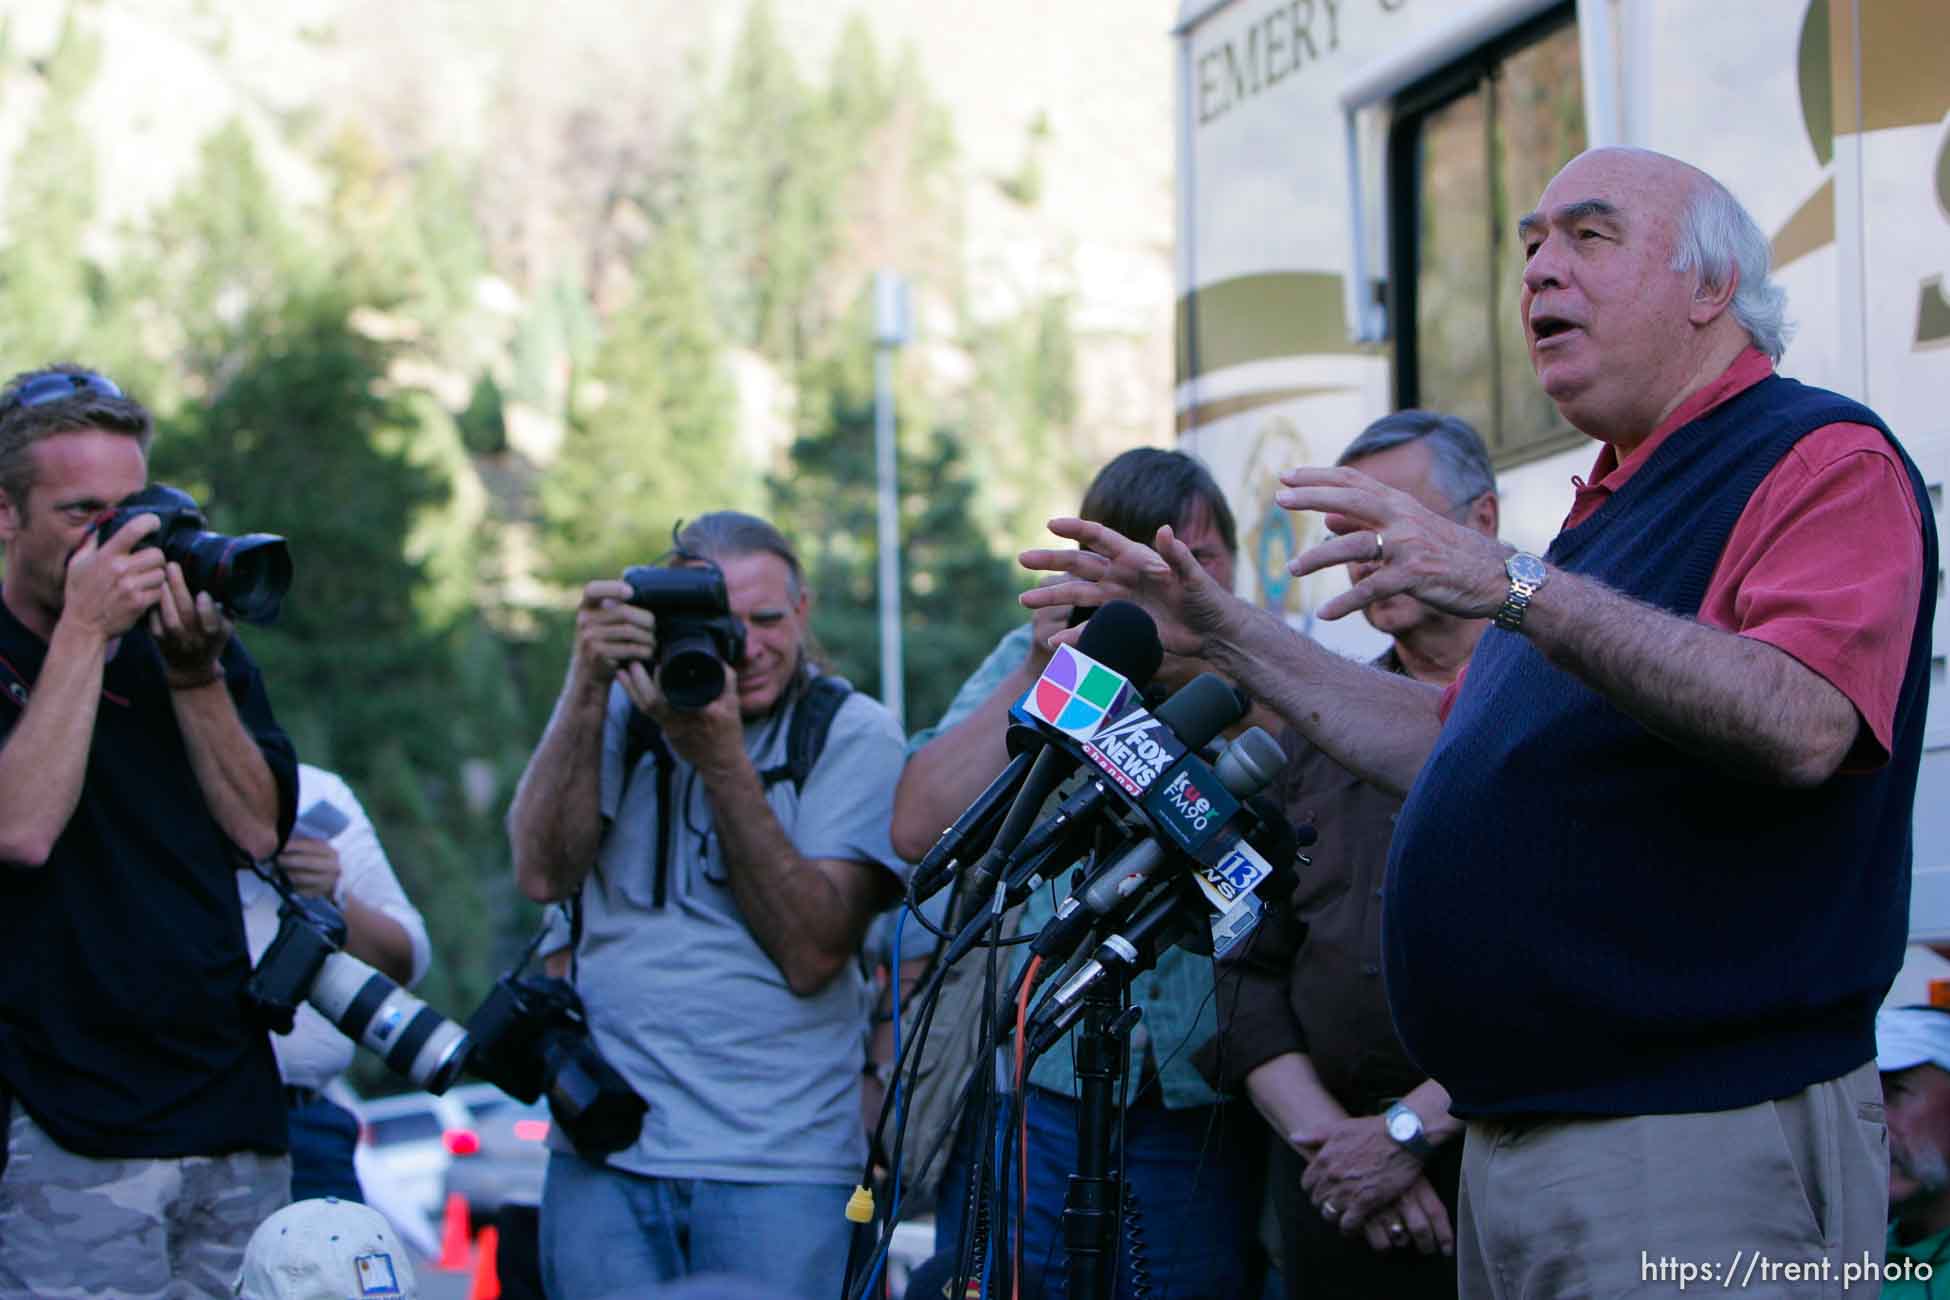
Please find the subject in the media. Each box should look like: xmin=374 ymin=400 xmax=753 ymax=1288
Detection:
xmin=246 ymin=894 xmax=346 ymax=1034
xmin=95 ymin=484 xmax=292 ymax=625
xmin=622 ymin=565 xmax=747 ymax=710
xmin=465 ymin=973 xmax=648 ymax=1158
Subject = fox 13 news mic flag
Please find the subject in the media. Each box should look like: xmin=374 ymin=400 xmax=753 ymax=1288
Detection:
xmin=932 ymin=665 xmax=1257 ymax=970
xmin=924 ymin=623 xmax=1201 ymax=970
xmin=957 ymin=671 xmax=1249 ymax=934
xmin=977 ymin=672 xmax=1249 ymax=931
xmin=908 ymin=601 xmax=1163 ymax=905
xmin=1022 ymin=766 xmax=1304 ymax=1059
xmin=1028 ymin=725 xmax=1288 ymax=964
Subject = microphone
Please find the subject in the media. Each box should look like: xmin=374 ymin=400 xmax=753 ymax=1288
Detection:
xmin=1203 ymin=797 xmax=1309 ymax=957
xmin=1025 ymin=799 xmax=1308 ymax=1057
xmin=910 ymin=601 xmax=1163 ymax=904
xmin=1002 ymin=673 xmax=1247 ymax=877
xmin=1029 ymin=727 xmax=1286 ymax=961
xmin=936 ymin=682 xmax=1255 ymax=966
xmin=908 ymin=743 xmax=1035 ymax=903
xmin=1025 ymin=880 xmax=1191 ymax=1058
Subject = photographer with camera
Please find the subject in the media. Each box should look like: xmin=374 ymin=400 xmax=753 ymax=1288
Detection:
xmin=0 ymin=365 xmax=299 ymax=1297
xmin=238 ymin=762 xmax=431 ymax=1203
xmin=508 ymin=511 xmax=908 ymax=1299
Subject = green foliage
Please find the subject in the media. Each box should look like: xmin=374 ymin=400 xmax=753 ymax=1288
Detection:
xmin=149 ymin=292 xmax=446 ymax=762
xmin=773 ymin=307 xmax=1022 ymax=729
xmin=105 ymin=119 xmax=315 ymax=407
xmin=1000 ymin=114 xmax=1051 ymax=207
xmin=540 ymin=223 xmax=748 ymax=587
xmin=0 ymin=13 xmax=104 ymax=364
xmin=511 ymin=272 xmax=596 ymax=413
xmin=697 ymin=0 xmax=832 ymax=362
xmin=456 ymin=372 xmax=507 ymax=456
xmin=964 ymin=293 xmax=1086 ymax=548
xmin=0 ymin=0 xmax=1096 ymax=1091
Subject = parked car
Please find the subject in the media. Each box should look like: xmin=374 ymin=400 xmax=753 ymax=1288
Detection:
xmin=348 ymin=1087 xmax=474 ymax=1224
xmin=440 ymin=1087 xmax=551 ymax=1228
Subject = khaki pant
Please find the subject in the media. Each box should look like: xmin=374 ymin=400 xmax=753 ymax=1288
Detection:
xmin=1457 ymin=1061 xmax=1887 ymax=1300
xmin=0 ymin=1098 xmax=289 ymax=1300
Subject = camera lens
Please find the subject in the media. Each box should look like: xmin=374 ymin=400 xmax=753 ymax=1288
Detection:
xmin=175 ymin=531 xmax=292 ymax=626
xmin=544 ymin=1044 xmax=650 ymax=1157
xmin=307 ymin=952 xmax=471 ymax=1094
xmin=658 ymin=635 xmax=728 ymax=710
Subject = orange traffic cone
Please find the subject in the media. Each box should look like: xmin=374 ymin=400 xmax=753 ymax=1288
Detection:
xmin=467 ymin=1224 xmax=501 ymax=1300
xmin=436 ymin=1192 xmax=473 ymax=1272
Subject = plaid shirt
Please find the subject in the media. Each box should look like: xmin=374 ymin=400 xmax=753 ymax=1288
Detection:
xmin=908 ymin=624 xmax=1227 ymax=1108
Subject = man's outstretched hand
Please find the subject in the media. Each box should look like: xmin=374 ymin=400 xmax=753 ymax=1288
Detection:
xmin=1279 ymin=466 xmax=1509 ymax=622
xmin=1019 ymin=518 xmax=1244 ymax=658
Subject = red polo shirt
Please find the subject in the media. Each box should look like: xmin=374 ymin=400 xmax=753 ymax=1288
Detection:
xmin=1440 ymin=348 xmax=1924 ymax=763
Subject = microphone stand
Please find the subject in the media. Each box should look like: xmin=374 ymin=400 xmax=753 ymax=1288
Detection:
xmin=1063 ymin=984 xmax=1139 ymax=1300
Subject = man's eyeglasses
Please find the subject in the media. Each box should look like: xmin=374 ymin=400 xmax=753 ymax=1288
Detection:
xmin=1 ymin=371 xmax=125 ymax=414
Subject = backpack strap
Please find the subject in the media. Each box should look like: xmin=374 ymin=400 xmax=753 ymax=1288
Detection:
xmin=616 ymin=674 xmax=851 ymax=905
xmin=758 ymin=674 xmax=852 ymax=793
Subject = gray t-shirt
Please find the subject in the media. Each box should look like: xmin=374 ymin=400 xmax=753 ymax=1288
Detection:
xmin=569 ymin=676 xmax=909 ymax=1183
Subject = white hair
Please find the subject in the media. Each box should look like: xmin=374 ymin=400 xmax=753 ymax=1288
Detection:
xmin=1669 ymin=176 xmax=1794 ymax=361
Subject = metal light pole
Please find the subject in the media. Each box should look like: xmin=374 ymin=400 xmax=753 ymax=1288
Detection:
xmin=872 ymin=269 xmax=911 ymax=731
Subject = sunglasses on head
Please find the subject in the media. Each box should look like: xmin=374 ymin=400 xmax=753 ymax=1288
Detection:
xmin=2 ymin=371 xmax=125 ymax=413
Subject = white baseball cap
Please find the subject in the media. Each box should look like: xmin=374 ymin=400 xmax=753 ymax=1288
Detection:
xmin=234 ymin=1197 xmax=418 ymax=1300
xmin=1877 ymin=1005 xmax=1950 ymax=1075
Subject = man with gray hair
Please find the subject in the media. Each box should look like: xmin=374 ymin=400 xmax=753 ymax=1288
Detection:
xmin=1202 ymin=410 xmax=1494 ymax=1299
xmin=508 ymin=511 xmax=908 ymax=1298
xmin=1023 ymin=147 xmax=1933 ymax=1295
xmin=1876 ymin=1005 xmax=1950 ymax=1297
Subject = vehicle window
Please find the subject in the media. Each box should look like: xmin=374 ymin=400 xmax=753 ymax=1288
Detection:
xmin=1390 ymin=8 xmax=1586 ymax=467
xmin=468 ymin=1096 xmax=517 ymax=1122
xmin=367 ymin=1112 xmax=442 ymax=1145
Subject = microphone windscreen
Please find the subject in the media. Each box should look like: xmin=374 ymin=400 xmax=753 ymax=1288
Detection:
xmin=1153 ymin=673 xmax=1247 ymax=752
xmin=1073 ymin=600 xmax=1163 ymax=691
xmin=1216 ymin=727 xmax=1286 ymax=796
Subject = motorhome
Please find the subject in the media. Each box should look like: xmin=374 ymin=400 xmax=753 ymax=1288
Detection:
xmin=1171 ymin=0 xmax=1950 ymax=967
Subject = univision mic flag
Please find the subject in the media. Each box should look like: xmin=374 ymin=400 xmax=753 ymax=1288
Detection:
xmin=1021 ymin=644 xmax=1136 ymax=740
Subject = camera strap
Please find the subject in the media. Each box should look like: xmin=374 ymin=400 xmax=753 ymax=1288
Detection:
xmin=756 ymin=674 xmax=852 ymax=793
xmin=620 ymin=710 xmax=679 ymax=909
xmin=620 ymin=675 xmax=853 ymax=909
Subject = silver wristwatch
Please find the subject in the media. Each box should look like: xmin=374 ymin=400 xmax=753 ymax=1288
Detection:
xmin=1493 ymin=552 xmax=1548 ymax=632
xmin=1384 ymin=1101 xmax=1435 ymax=1159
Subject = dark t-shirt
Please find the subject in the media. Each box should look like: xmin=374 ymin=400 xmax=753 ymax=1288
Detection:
xmin=1199 ymin=651 xmax=1428 ymax=1111
xmin=0 ymin=596 xmax=297 ymax=1158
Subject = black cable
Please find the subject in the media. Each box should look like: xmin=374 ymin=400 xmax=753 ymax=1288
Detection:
xmin=951 ymin=883 xmax=1008 ymax=1297
xmin=902 ymin=872 xmax=955 ymax=939
xmin=842 ymin=915 xmax=955 ymax=1300
xmin=848 ymin=875 xmax=1038 ymax=1300
xmin=852 ymin=885 xmax=1052 ymax=1300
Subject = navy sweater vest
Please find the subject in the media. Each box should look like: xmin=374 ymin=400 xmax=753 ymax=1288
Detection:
xmin=1385 ymin=375 xmax=1937 ymax=1116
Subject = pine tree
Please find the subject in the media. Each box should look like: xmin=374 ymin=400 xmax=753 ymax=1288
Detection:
xmin=697 ymin=0 xmax=849 ymax=365
xmin=539 ymin=222 xmax=748 ymax=590
xmin=0 ymin=13 xmax=105 ymax=365
xmin=773 ymin=302 xmax=1022 ymax=729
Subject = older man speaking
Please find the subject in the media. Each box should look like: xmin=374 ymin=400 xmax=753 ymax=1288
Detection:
xmin=1022 ymin=146 xmax=1935 ymax=1298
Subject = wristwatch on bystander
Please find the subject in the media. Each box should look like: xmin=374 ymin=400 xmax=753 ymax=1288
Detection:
xmin=1384 ymin=1100 xmax=1435 ymax=1159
